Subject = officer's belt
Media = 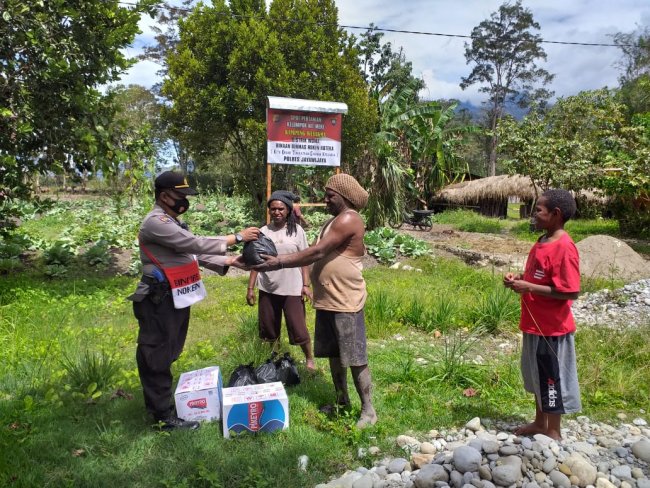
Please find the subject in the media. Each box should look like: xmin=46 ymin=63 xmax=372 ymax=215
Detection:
xmin=141 ymin=275 xmax=170 ymax=288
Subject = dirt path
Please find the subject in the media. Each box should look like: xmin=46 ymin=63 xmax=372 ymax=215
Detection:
xmin=399 ymin=224 xmax=531 ymax=272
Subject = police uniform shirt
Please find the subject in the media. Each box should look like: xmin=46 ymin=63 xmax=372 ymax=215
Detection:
xmin=131 ymin=204 xmax=230 ymax=299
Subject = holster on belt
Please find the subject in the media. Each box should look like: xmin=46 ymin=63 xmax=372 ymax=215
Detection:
xmin=142 ymin=276 xmax=171 ymax=304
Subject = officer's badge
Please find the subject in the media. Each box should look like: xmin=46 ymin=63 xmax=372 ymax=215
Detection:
xmin=158 ymin=215 xmax=174 ymax=223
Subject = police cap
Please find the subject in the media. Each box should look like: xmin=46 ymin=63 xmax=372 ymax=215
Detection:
xmin=154 ymin=171 xmax=197 ymax=195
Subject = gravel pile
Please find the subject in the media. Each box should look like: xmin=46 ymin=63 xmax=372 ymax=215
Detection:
xmin=572 ymin=279 xmax=650 ymax=328
xmin=314 ymin=416 xmax=650 ymax=488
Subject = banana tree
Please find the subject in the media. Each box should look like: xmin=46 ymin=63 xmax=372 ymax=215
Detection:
xmin=366 ymin=83 xmax=474 ymax=228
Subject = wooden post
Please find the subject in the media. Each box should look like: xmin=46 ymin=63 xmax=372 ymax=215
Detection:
xmin=266 ymin=163 xmax=272 ymax=224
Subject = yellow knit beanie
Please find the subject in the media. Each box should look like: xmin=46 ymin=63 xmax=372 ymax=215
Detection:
xmin=325 ymin=174 xmax=369 ymax=210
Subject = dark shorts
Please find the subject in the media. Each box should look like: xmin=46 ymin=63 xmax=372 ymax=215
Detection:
xmin=314 ymin=309 xmax=368 ymax=367
xmin=258 ymin=290 xmax=310 ymax=345
xmin=521 ymin=332 xmax=581 ymax=414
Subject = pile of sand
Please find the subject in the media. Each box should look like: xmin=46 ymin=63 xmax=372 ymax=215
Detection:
xmin=576 ymin=235 xmax=650 ymax=282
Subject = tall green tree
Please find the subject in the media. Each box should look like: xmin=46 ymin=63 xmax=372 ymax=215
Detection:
xmin=614 ymin=26 xmax=650 ymax=117
xmin=357 ymin=24 xmax=425 ymax=102
xmin=498 ymin=89 xmax=650 ymax=234
xmin=461 ymin=0 xmax=553 ymax=177
xmin=0 ymin=0 xmax=155 ymax=198
xmin=162 ymin=0 xmax=376 ymax=208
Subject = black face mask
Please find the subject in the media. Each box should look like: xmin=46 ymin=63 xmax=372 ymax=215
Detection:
xmin=169 ymin=196 xmax=190 ymax=214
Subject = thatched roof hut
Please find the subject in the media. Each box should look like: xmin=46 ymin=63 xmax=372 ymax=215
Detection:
xmin=434 ymin=175 xmax=610 ymax=218
xmin=434 ymin=175 xmax=536 ymax=217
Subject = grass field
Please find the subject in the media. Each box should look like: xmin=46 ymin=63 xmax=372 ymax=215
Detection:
xmin=1 ymin=256 xmax=649 ymax=487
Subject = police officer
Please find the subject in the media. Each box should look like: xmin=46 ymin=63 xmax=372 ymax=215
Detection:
xmin=129 ymin=171 xmax=259 ymax=430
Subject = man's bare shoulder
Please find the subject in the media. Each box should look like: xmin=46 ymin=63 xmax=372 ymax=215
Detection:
xmin=330 ymin=210 xmax=364 ymax=232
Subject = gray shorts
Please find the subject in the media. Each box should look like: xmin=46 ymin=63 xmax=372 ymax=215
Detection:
xmin=314 ymin=309 xmax=368 ymax=367
xmin=521 ymin=332 xmax=581 ymax=414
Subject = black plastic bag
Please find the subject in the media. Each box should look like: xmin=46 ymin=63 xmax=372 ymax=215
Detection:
xmin=242 ymin=233 xmax=278 ymax=266
xmin=255 ymin=358 xmax=279 ymax=384
xmin=227 ymin=363 xmax=258 ymax=387
xmin=274 ymin=352 xmax=300 ymax=386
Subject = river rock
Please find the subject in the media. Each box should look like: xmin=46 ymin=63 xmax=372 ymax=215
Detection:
xmin=597 ymin=477 xmax=617 ymax=488
xmin=351 ymin=473 xmax=374 ymax=488
xmin=415 ymin=464 xmax=450 ymax=488
xmin=542 ymin=456 xmax=556 ymax=474
xmin=550 ymin=470 xmax=572 ymax=488
xmin=412 ymin=453 xmax=436 ymax=469
xmin=564 ymin=453 xmax=597 ymax=487
xmin=421 ymin=442 xmax=437 ymax=454
xmin=611 ymin=466 xmax=632 ymax=481
xmin=492 ymin=456 xmax=522 ymax=487
xmin=454 ymin=446 xmax=482 ymax=473
xmin=482 ymin=441 xmax=499 ymax=454
xmin=631 ymin=440 xmax=650 ymax=462
xmin=466 ymin=418 xmax=482 ymax=432
xmin=388 ymin=458 xmax=410 ymax=474
xmin=450 ymin=470 xmax=464 ymax=488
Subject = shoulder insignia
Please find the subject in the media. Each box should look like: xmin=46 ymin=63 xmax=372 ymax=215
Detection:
xmin=157 ymin=215 xmax=174 ymax=223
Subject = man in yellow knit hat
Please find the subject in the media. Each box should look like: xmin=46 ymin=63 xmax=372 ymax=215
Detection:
xmin=250 ymin=173 xmax=377 ymax=428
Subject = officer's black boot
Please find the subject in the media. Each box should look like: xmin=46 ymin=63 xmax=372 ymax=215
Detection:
xmin=156 ymin=415 xmax=200 ymax=431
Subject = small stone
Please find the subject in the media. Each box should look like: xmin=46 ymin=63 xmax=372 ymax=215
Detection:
xmin=535 ymin=473 xmax=547 ymax=484
xmin=412 ymin=453 xmax=436 ymax=469
xmin=482 ymin=441 xmax=499 ymax=454
xmin=352 ymin=473 xmax=374 ymax=488
xmin=632 ymin=418 xmax=647 ymax=426
xmin=631 ymin=440 xmax=650 ymax=462
xmin=451 ymin=471 xmax=464 ymax=488
xmin=398 ymin=435 xmax=422 ymax=451
xmin=549 ymin=470 xmax=571 ymax=488
xmin=357 ymin=448 xmax=367 ymax=459
xmin=496 ymin=432 xmax=509 ymax=441
xmin=559 ymin=464 xmax=573 ymax=476
xmin=542 ymin=457 xmax=556 ymax=474
xmin=597 ymin=478 xmax=617 ymax=488
xmin=564 ymin=453 xmax=597 ymax=487
xmin=499 ymin=445 xmax=519 ymax=456
xmin=533 ymin=434 xmax=554 ymax=446
xmin=466 ymin=418 xmax=482 ymax=432
xmin=386 ymin=472 xmax=403 ymax=482
xmin=615 ymin=447 xmax=629 ymax=458
xmin=369 ymin=446 xmax=381 ymax=456
xmin=388 ymin=458 xmax=410 ymax=474
xmin=492 ymin=457 xmax=522 ymax=487
xmin=611 ymin=467 xmax=632 ymax=481
xmin=636 ymin=479 xmax=650 ymax=488
xmin=453 ymin=446 xmax=482 ymax=474
xmin=597 ymin=437 xmax=618 ymax=449
xmin=616 ymin=413 xmax=628 ymax=421
xmin=415 ymin=463 xmax=450 ymax=488
xmin=521 ymin=438 xmax=533 ymax=450
xmin=421 ymin=442 xmax=437 ymax=454
xmin=479 ymin=466 xmax=492 ymax=481
xmin=631 ymin=469 xmax=644 ymax=480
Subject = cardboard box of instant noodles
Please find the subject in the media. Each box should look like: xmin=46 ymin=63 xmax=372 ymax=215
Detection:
xmin=221 ymin=382 xmax=288 ymax=439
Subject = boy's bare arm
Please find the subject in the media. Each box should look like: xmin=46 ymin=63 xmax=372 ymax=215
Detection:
xmin=507 ymin=279 xmax=579 ymax=300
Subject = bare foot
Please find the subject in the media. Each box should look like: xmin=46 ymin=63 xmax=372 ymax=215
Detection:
xmin=319 ymin=403 xmax=351 ymax=416
xmin=305 ymin=359 xmax=316 ymax=372
xmin=513 ymin=422 xmax=546 ymax=436
xmin=356 ymin=407 xmax=377 ymax=429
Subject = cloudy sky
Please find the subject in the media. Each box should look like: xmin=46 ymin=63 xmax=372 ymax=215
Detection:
xmin=120 ymin=0 xmax=650 ymax=105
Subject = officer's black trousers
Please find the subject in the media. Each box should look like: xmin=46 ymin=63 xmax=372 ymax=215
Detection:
xmin=133 ymin=294 xmax=190 ymax=420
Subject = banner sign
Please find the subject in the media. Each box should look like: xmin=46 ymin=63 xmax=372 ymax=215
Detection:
xmin=267 ymin=109 xmax=342 ymax=166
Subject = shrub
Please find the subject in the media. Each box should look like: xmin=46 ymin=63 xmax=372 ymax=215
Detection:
xmin=43 ymin=239 xmax=76 ymax=266
xmin=83 ymin=240 xmax=112 ymax=268
xmin=469 ymin=286 xmax=519 ymax=334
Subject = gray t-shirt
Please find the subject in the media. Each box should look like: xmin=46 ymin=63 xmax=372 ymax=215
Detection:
xmin=256 ymin=224 xmax=308 ymax=296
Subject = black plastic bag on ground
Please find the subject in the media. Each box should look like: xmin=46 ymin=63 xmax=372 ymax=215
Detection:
xmin=227 ymin=363 xmax=258 ymax=387
xmin=242 ymin=234 xmax=278 ymax=266
xmin=274 ymin=352 xmax=300 ymax=386
xmin=255 ymin=357 xmax=279 ymax=384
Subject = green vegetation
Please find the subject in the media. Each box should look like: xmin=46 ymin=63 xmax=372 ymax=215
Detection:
xmin=1 ymin=198 xmax=648 ymax=486
xmin=433 ymin=209 xmax=506 ymax=234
